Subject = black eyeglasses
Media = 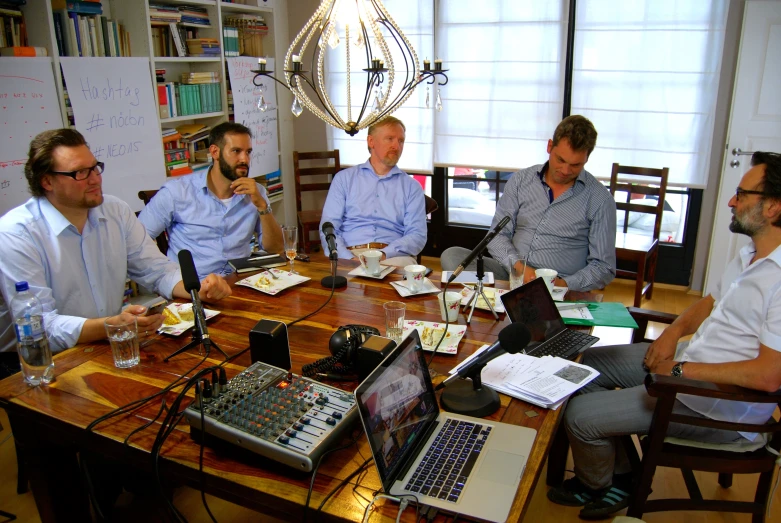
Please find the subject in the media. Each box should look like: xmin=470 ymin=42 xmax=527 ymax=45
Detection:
xmin=735 ymin=187 xmax=767 ymax=200
xmin=49 ymin=162 xmax=104 ymax=181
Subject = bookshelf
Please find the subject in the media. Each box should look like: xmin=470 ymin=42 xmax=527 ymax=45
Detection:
xmin=17 ymin=0 xmax=290 ymax=210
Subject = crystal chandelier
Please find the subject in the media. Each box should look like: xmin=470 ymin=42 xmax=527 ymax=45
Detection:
xmin=251 ymin=0 xmax=448 ymax=136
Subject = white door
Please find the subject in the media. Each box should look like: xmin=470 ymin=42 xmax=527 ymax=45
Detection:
xmin=704 ymin=0 xmax=781 ymax=295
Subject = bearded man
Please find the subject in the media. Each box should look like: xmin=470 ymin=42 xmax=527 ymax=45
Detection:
xmin=139 ymin=122 xmax=283 ymax=277
xmin=319 ymin=116 xmax=426 ymax=264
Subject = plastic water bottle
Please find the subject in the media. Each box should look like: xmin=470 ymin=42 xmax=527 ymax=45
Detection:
xmin=12 ymin=281 xmax=54 ymax=386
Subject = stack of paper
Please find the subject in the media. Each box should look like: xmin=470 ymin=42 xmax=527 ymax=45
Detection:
xmin=449 ymin=346 xmax=600 ymax=410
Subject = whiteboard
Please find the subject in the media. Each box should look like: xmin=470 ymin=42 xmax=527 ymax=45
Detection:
xmin=0 ymin=58 xmax=63 ymax=217
xmin=60 ymin=57 xmax=165 ymax=212
xmin=227 ymin=56 xmax=280 ymax=177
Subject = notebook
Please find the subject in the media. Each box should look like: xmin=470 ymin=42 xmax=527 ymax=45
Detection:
xmin=228 ymin=253 xmax=287 ymax=273
xmin=499 ymin=277 xmax=599 ymax=360
xmin=355 ymin=330 xmax=536 ymax=522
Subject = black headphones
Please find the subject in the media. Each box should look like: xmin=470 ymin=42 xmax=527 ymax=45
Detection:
xmin=302 ymin=324 xmax=381 ymax=379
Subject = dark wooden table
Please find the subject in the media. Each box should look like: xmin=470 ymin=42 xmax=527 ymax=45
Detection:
xmin=0 ymin=256 xmax=599 ymax=522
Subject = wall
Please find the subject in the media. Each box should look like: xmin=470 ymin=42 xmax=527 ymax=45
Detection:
xmin=690 ymin=0 xmax=745 ymax=292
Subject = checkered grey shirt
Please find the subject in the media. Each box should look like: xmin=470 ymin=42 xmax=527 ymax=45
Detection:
xmin=487 ymin=163 xmax=617 ymax=291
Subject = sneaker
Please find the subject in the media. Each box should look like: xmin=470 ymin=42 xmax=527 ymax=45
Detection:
xmin=547 ymin=476 xmax=601 ymax=507
xmin=578 ymin=484 xmax=632 ymax=520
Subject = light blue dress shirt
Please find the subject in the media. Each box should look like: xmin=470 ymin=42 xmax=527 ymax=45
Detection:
xmin=318 ymin=160 xmax=427 ymax=259
xmin=0 ymin=196 xmax=183 ymax=353
xmin=487 ymin=163 xmax=617 ymax=291
xmin=137 ymin=166 xmax=270 ymax=277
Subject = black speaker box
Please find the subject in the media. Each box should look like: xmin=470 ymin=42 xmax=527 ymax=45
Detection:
xmin=355 ymin=335 xmax=396 ymax=381
xmin=249 ymin=319 xmax=291 ymax=370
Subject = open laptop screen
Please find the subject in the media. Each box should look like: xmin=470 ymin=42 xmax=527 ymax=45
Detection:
xmin=500 ymin=277 xmax=567 ymax=352
xmin=354 ymin=331 xmax=439 ymax=491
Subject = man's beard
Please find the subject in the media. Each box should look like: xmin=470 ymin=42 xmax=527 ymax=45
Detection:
xmin=219 ymin=154 xmax=248 ymax=181
xmin=729 ymin=202 xmax=765 ymax=236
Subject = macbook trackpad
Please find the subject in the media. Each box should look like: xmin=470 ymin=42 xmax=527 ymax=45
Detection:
xmin=477 ymin=449 xmax=526 ymax=485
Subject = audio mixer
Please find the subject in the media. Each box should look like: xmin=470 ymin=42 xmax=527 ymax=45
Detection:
xmin=184 ymin=362 xmax=357 ymax=471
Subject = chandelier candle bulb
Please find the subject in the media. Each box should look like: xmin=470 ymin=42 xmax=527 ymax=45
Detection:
xmin=423 ymin=59 xmax=430 ymax=70
xmin=434 ymin=59 xmax=443 ymax=71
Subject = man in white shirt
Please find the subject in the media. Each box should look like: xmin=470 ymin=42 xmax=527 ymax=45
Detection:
xmin=0 ymin=129 xmax=232 ymax=375
xmin=547 ymin=151 xmax=781 ymax=519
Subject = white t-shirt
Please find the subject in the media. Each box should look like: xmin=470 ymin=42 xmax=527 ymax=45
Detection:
xmin=678 ymin=242 xmax=781 ymax=440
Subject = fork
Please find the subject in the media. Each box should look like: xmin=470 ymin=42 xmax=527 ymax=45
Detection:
xmin=262 ymin=267 xmax=279 ymax=280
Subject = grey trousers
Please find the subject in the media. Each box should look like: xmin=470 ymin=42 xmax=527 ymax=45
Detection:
xmin=564 ymin=343 xmax=744 ymax=490
xmin=440 ymin=246 xmax=510 ymax=280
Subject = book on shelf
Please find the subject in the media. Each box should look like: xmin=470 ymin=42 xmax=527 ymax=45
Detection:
xmin=157 ymin=84 xmax=168 ymax=119
xmin=0 ymin=46 xmax=46 ymax=56
xmin=169 ymin=165 xmax=193 ymax=177
xmin=178 ymin=6 xmax=210 ymax=27
xmin=149 ymin=4 xmax=180 ymax=24
xmin=176 ymin=123 xmax=209 ymax=140
xmin=51 ymin=1 xmax=103 ymax=16
xmin=0 ymin=7 xmax=27 ymax=48
xmin=225 ymin=14 xmax=267 ymax=57
xmin=52 ymin=9 xmax=128 ymax=57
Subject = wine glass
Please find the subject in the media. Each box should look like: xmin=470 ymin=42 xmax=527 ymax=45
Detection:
xmin=282 ymin=226 xmax=299 ymax=274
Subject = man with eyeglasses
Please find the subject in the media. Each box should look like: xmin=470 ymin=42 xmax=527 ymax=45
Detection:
xmin=547 ymin=151 xmax=781 ymax=520
xmin=0 ymin=128 xmax=233 ymax=371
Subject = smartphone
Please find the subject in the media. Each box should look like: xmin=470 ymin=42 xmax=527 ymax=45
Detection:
xmin=295 ymin=254 xmax=310 ymax=262
xmin=147 ymin=302 xmax=168 ymax=315
xmin=424 ymin=267 xmax=433 ymax=277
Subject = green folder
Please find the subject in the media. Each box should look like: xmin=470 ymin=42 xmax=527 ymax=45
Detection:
xmin=561 ymin=302 xmax=639 ymax=329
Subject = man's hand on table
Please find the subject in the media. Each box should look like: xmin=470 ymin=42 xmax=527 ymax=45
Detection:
xmin=113 ymin=305 xmax=163 ymax=340
xmin=199 ymin=274 xmax=232 ymax=302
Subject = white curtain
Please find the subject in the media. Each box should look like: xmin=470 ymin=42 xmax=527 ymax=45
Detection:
xmin=326 ymin=0 xmax=434 ymax=172
xmin=572 ymin=0 xmax=729 ymax=188
xmin=434 ymin=1 xmax=568 ymax=170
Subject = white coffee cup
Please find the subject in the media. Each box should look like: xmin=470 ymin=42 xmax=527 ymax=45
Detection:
xmin=437 ymin=291 xmax=461 ymax=322
xmin=358 ymin=249 xmax=383 ymax=276
xmin=404 ymin=264 xmax=427 ymax=293
xmin=535 ymin=268 xmax=558 ymax=294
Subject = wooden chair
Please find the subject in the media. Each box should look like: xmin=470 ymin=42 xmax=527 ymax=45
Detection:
xmin=293 ymin=150 xmax=340 ymax=254
xmin=609 ymin=163 xmax=669 ymax=308
xmin=547 ymin=308 xmax=781 ymax=523
xmin=137 ymin=190 xmax=169 ymax=255
xmin=417 ymin=195 xmax=439 ymax=263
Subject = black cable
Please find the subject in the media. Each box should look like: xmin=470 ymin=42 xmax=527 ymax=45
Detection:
xmin=303 ymin=431 xmax=361 ymax=523
xmin=287 ymin=275 xmax=338 ymax=328
xmin=198 ymin=383 xmax=219 ymax=523
xmin=123 ymin=397 xmax=168 ymax=446
xmin=316 ymin=457 xmax=372 ymax=519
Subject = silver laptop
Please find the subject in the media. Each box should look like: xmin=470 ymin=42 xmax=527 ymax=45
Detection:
xmin=355 ymin=330 xmax=536 ymax=522
xmin=500 ymin=277 xmax=598 ymax=360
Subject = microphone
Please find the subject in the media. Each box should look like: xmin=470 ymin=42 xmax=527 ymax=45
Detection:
xmin=321 ymin=221 xmax=339 ymax=261
xmin=178 ymin=249 xmax=210 ymax=341
xmin=436 ymin=323 xmax=530 ymax=391
xmin=448 ymin=215 xmax=511 ymax=282
xmin=320 ymin=222 xmax=347 ymax=289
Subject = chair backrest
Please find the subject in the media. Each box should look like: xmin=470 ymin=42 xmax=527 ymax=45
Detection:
xmin=424 ymin=195 xmax=439 ymax=215
xmin=609 ymin=163 xmax=669 ymax=241
xmin=292 ymin=150 xmax=341 ymax=214
xmin=137 ymin=190 xmax=169 ymax=255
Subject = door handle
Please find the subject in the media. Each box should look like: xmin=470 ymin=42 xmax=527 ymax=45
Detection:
xmin=731 ymin=147 xmax=754 ymax=157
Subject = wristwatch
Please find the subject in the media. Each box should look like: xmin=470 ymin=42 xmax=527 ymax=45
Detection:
xmin=671 ymin=361 xmax=686 ymax=378
xmin=257 ymin=206 xmax=272 ymax=216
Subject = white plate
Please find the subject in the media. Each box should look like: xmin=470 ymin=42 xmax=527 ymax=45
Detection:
xmin=389 ymin=278 xmax=440 ymax=297
xmin=459 ymin=287 xmax=508 ymax=313
xmin=551 ymin=286 xmax=568 ymax=301
xmin=236 ymin=269 xmax=311 ymax=295
xmin=347 ymin=264 xmax=395 ymax=279
xmin=158 ymin=303 xmax=220 ymax=336
xmin=402 ymin=320 xmax=466 ymax=354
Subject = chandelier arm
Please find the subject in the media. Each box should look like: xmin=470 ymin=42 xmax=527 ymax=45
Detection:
xmin=289 ymin=72 xmax=342 ymax=124
xmin=376 ymin=19 xmax=417 ymax=98
xmin=253 ymin=73 xmax=293 ymax=92
xmin=353 ymin=71 xmax=381 ymax=127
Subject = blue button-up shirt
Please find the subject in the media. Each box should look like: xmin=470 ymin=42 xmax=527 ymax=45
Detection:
xmin=0 ymin=196 xmax=182 ymax=353
xmin=487 ymin=163 xmax=616 ymax=291
xmin=138 ymin=167 xmax=270 ymax=277
xmin=319 ymin=160 xmax=427 ymax=260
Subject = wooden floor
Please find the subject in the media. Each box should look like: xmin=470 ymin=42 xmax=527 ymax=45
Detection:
xmin=1 ymin=259 xmax=779 ymax=522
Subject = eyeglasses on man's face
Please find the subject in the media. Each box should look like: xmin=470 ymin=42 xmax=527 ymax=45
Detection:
xmin=735 ymin=186 xmax=767 ymax=201
xmin=49 ymin=161 xmax=105 ymax=181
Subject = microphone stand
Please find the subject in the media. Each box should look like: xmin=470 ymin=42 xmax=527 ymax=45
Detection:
xmin=462 ymin=253 xmax=498 ymax=323
xmin=440 ymin=361 xmax=500 ymax=417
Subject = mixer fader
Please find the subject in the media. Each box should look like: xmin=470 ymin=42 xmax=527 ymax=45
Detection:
xmin=185 ymin=362 xmax=357 ymax=471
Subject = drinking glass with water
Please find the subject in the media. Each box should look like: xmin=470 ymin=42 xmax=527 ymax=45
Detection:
xmin=104 ymin=316 xmax=140 ymax=368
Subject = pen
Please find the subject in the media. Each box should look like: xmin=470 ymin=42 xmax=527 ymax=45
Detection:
xmin=556 ymin=302 xmax=589 ymax=311
xmin=248 ymin=254 xmax=278 ymax=261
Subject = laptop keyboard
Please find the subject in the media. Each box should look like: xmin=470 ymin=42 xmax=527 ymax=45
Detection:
xmin=527 ymin=329 xmax=597 ymax=360
xmin=404 ymin=418 xmax=491 ymax=503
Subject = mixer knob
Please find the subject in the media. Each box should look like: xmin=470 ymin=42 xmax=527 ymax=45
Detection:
xmin=325 ymin=417 xmax=336 ymax=426
xmin=293 ymin=422 xmax=304 ymax=431
xmin=278 ymin=435 xmax=290 ymax=444
xmin=299 ymin=417 xmax=311 ymax=425
xmin=332 ymin=411 xmax=343 ymax=420
xmin=285 ymin=429 xmax=297 ymax=438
